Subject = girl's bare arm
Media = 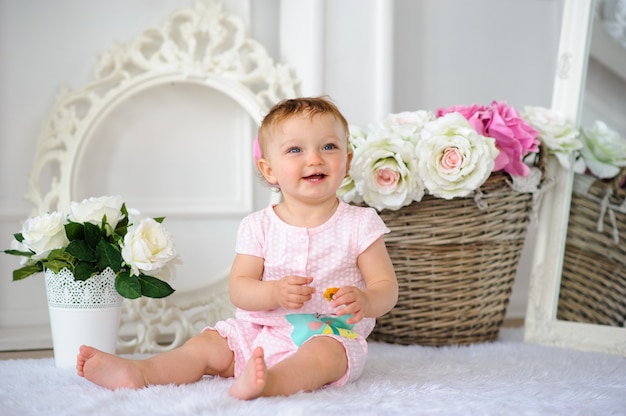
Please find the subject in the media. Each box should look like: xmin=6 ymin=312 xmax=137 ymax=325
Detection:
xmin=229 ymin=253 xmax=315 ymax=311
xmin=331 ymin=236 xmax=398 ymax=323
xmin=358 ymin=236 xmax=398 ymax=317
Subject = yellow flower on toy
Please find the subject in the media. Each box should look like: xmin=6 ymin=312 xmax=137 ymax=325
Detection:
xmin=321 ymin=322 xmax=358 ymax=340
xmin=324 ymin=287 xmax=339 ymax=301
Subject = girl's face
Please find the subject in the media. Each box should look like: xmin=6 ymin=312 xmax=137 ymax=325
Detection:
xmin=258 ymin=113 xmax=351 ymax=205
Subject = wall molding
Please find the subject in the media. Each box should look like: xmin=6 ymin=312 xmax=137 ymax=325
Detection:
xmin=0 ymin=326 xmax=52 ymax=351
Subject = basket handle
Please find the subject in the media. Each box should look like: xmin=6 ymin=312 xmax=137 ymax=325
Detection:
xmin=594 ymin=167 xmax=626 ymax=199
xmin=611 ymin=168 xmax=626 ymax=194
xmin=536 ymin=142 xmax=548 ymax=181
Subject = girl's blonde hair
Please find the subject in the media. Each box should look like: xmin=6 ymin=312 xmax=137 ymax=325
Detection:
xmin=257 ymin=96 xmax=349 ymax=159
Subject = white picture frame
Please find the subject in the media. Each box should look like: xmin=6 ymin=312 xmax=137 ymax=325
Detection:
xmin=25 ymin=0 xmax=298 ymax=353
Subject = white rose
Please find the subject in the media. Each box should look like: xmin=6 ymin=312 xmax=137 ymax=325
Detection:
xmin=521 ymin=106 xmax=582 ymax=169
xmin=349 ymin=129 xmax=424 ymax=211
xmin=69 ymin=195 xmax=124 ymax=229
xmin=20 ymin=211 xmax=69 ymax=258
xmin=579 ymin=120 xmax=626 ymax=179
xmin=381 ymin=110 xmax=436 ymax=144
xmin=337 ymin=126 xmax=368 ymax=204
xmin=348 ymin=124 xmax=369 ymax=149
xmin=417 ymin=112 xmax=498 ymax=199
xmin=337 ymin=175 xmax=364 ymax=205
xmin=121 ymin=218 xmax=177 ymax=276
xmin=125 ymin=208 xmax=144 ymax=225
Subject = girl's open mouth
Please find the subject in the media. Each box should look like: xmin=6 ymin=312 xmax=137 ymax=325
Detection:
xmin=304 ymin=173 xmax=327 ymax=181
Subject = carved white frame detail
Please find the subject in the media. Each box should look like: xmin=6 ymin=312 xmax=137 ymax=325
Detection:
xmin=524 ymin=0 xmax=626 ymax=355
xmin=26 ymin=0 xmax=299 ymax=353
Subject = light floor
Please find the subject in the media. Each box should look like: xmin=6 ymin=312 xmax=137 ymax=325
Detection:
xmin=0 ymin=319 xmax=525 ymax=360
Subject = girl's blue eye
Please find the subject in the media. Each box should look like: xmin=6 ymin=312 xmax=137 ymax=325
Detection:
xmin=288 ymin=147 xmax=301 ymax=153
xmin=323 ymin=144 xmax=337 ymax=150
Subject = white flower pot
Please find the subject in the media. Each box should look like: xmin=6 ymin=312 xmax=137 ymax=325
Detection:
xmin=44 ymin=268 xmax=123 ymax=368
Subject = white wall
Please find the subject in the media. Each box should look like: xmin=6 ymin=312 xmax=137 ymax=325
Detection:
xmin=0 ymin=0 xmax=276 ymax=349
xmin=279 ymin=0 xmax=564 ymax=324
xmin=4 ymin=0 xmax=616 ymax=349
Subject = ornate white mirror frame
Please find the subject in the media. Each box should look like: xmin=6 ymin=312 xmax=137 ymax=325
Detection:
xmin=26 ymin=0 xmax=298 ymax=353
xmin=524 ymin=0 xmax=626 ymax=355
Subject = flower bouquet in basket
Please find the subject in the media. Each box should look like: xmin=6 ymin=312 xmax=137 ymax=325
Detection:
xmin=4 ymin=195 xmax=178 ymax=299
xmin=556 ymin=120 xmax=626 ymax=326
xmin=337 ymin=101 xmax=579 ymax=346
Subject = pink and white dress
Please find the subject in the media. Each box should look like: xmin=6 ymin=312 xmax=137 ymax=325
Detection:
xmin=206 ymin=200 xmax=389 ymax=386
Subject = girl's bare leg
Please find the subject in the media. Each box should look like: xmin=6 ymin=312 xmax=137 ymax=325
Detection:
xmin=76 ymin=330 xmax=234 ymax=390
xmin=229 ymin=336 xmax=348 ymax=400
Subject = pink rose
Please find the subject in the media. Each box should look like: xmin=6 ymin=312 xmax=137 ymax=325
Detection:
xmin=376 ymin=168 xmax=400 ymax=189
xmin=440 ymin=147 xmax=463 ymax=172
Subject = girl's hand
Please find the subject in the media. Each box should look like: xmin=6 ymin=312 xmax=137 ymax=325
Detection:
xmin=331 ymin=286 xmax=369 ymax=324
xmin=273 ymin=276 xmax=315 ymax=309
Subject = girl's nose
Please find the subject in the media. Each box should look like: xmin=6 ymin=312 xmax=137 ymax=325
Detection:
xmin=307 ymin=150 xmax=324 ymax=165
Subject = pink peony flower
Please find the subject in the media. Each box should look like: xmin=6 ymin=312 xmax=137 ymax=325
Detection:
xmin=436 ymin=104 xmax=487 ymax=134
xmin=437 ymin=101 xmax=539 ymax=177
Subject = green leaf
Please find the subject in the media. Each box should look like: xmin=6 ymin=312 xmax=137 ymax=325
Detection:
xmin=115 ymin=271 xmax=141 ymax=299
xmin=84 ymin=222 xmax=102 ymax=249
xmin=138 ymin=274 xmax=175 ymax=298
xmin=73 ymin=261 xmax=97 ymax=281
xmin=65 ymin=222 xmax=84 ymax=241
xmin=46 ymin=248 xmax=75 ymax=263
xmin=12 ymin=264 xmax=42 ymax=281
xmin=3 ymin=249 xmax=33 ymax=257
xmin=114 ymin=212 xmax=129 ymax=239
xmin=43 ymin=248 xmax=76 ymax=273
xmin=13 ymin=233 xmax=24 ymax=243
xmin=66 ymin=240 xmax=96 ymax=262
xmin=96 ymin=240 xmax=123 ymax=272
xmin=153 ymin=217 xmax=165 ymax=224
xmin=44 ymin=258 xmax=73 ymax=274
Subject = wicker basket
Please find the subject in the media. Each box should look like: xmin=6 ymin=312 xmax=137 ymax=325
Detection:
xmin=557 ymin=171 xmax=626 ymax=327
xmin=369 ymin=172 xmax=534 ymax=346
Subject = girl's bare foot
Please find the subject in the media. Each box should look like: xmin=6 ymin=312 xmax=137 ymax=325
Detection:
xmin=76 ymin=345 xmax=146 ymax=390
xmin=229 ymin=346 xmax=267 ymax=400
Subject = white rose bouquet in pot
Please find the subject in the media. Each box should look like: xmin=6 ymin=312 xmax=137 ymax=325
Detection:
xmin=4 ymin=195 xmax=177 ymax=299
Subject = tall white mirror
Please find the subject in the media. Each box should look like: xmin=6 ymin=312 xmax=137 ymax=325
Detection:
xmin=525 ymin=0 xmax=626 ymax=355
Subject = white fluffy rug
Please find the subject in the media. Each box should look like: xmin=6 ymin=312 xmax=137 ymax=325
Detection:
xmin=1 ymin=329 xmax=625 ymax=416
